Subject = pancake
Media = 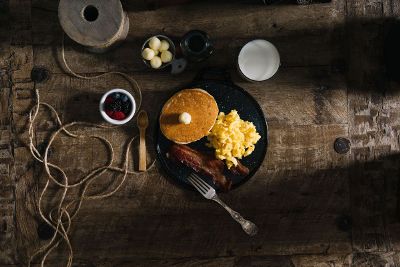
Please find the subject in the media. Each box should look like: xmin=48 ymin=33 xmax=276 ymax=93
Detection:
xmin=160 ymin=89 xmax=219 ymax=144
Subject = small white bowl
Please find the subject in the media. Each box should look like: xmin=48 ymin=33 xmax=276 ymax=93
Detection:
xmin=141 ymin=35 xmax=176 ymax=70
xmin=238 ymin=39 xmax=280 ymax=82
xmin=99 ymin=88 xmax=136 ymax=125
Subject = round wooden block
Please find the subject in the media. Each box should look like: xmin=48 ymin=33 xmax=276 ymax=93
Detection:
xmin=58 ymin=0 xmax=129 ymax=51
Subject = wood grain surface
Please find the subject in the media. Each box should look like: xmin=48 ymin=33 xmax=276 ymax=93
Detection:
xmin=1 ymin=0 xmax=400 ymax=266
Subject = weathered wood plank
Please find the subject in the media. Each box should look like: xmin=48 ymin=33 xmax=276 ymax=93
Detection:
xmin=25 ymin=123 xmax=348 ymax=191
xmin=31 ymin=0 xmax=345 ymax=73
xmin=0 ymin=0 xmax=17 ymax=264
xmin=26 ymin=67 xmax=347 ymax=126
xmin=9 ymin=0 xmax=31 ymax=45
xmin=291 ymin=254 xmax=349 ymax=267
xmin=346 ymin=0 xmax=400 ymax=259
xmin=0 ymin=88 xmax=10 ymax=125
xmin=238 ymin=68 xmax=348 ymax=126
xmin=7 ymin=0 xmax=35 ymax=265
xmin=32 ymin=255 xmax=296 ymax=267
xmin=0 ymin=0 xmax=11 ymax=72
xmin=268 ymin=124 xmax=349 ymax=170
xmin=31 ymin=1 xmax=345 ymax=44
xmin=26 ymin=254 xmax=359 ymax=267
xmin=23 ymin=167 xmax=350 ymax=263
xmin=11 ymin=46 xmax=34 ymax=81
xmin=33 ymin=33 xmax=345 ymax=74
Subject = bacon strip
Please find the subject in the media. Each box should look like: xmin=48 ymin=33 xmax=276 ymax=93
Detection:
xmin=230 ymin=161 xmax=250 ymax=176
xmin=168 ymin=144 xmax=249 ymax=191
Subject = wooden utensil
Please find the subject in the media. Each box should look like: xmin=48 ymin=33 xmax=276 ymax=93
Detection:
xmin=137 ymin=110 xmax=149 ymax=171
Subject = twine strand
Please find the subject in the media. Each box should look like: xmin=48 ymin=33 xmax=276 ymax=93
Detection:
xmin=28 ymin=34 xmax=154 ymax=267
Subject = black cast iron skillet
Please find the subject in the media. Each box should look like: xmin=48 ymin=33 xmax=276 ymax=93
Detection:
xmin=155 ymin=69 xmax=268 ymax=192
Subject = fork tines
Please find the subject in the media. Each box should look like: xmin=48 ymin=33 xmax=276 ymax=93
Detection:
xmin=188 ymin=173 xmax=215 ymax=199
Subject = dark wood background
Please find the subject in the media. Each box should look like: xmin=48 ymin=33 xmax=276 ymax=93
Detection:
xmin=1 ymin=0 xmax=400 ymax=266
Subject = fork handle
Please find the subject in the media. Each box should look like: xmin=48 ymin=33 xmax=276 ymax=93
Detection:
xmin=212 ymin=195 xmax=258 ymax=236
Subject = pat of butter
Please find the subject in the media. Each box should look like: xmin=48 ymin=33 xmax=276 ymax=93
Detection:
xmin=179 ymin=112 xmax=191 ymax=124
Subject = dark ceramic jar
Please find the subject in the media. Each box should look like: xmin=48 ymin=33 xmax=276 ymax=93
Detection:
xmin=180 ymin=30 xmax=214 ymax=62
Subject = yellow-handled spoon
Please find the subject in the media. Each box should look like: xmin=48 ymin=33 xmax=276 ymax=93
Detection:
xmin=137 ymin=110 xmax=149 ymax=171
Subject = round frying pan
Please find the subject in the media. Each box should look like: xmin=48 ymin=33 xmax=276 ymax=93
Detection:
xmin=155 ymin=69 xmax=268 ymax=191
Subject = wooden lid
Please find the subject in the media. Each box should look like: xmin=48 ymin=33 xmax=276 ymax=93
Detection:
xmin=58 ymin=0 xmax=125 ymax=47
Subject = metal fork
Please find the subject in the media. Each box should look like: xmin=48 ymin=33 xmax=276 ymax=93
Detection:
xmin=188 ymin=173 xmax=258 ymax=236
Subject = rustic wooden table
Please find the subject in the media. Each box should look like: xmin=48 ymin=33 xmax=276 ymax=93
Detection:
xmin=1 ymin=0 xmax=400 ymax=266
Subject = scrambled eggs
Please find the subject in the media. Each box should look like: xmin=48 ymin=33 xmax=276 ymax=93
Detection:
xmin=207 ymin=110 xmax=261 ymax=169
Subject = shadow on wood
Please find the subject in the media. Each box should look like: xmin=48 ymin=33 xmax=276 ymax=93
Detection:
xmin=64 ymin=93 xmax=104 ymax=123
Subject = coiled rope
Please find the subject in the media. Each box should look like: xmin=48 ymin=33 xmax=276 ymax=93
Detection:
xmin=28 ymin=34 xmax=155 ymax=267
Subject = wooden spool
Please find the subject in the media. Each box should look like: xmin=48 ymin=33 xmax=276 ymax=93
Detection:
xmin=58 ymin=0 xmax=129 ymax=53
